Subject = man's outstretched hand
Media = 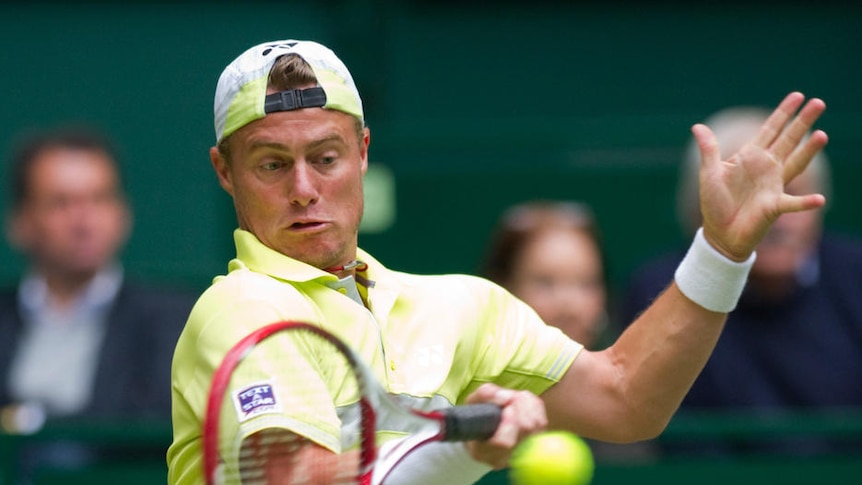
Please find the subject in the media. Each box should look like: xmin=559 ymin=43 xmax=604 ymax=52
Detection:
xmin=695 ymin=92 xmax=828 ymax=262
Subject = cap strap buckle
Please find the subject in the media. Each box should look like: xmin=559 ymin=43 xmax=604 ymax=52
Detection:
xmin=264 ymin=87 xmax=327 ymax=114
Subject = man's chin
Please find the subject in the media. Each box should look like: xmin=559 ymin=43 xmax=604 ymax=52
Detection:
xmin=56 ymin=263 xmax=103 ymax=281
xmin=283 ymin=249 xmax=344 ymax=271
xmin=751 ymin=260 xmax=799 ymax=280
xmin=273 ymin=234 xmax=356 ymax=270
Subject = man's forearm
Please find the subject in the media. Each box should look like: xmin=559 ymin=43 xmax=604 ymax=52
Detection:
xmin=607 ymin=281 xmax=727 ymax=436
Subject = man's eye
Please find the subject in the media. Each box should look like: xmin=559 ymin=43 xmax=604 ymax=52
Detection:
xmin=317 ymin=156 xmax=336 ymax=165
xmin=261 ymin=161 xmax=284 ymax=171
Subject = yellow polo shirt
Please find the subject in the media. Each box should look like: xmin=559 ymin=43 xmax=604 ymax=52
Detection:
xmin=167 ymin=229 xmax=582 ymax=484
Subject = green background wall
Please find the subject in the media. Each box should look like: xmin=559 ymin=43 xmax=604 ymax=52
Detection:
xmin=1 ymin=2 xmax=860 ymax=483
xmin=2 ymin=1 xmax=860 ymax=312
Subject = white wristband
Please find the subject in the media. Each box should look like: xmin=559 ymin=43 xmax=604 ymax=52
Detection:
xmin=374 ymin=439 xmax=492 ymax=485
xmin=674 ymin=228 xmax=756 ymax=313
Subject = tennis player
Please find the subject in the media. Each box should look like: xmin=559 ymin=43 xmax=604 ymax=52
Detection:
xmin=167 ymin=39 xmax=828 ymax=484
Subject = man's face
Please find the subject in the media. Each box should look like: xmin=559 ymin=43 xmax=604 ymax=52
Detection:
xmin=11 ymin=148 xmax=130 ymax=279
xmin=752 ymin=166 xmax=823 ymax=280
xmin=212 ymin=107 xmax=369 ymax=270
xmin=508 ymin=228 xmax=606 ymax=348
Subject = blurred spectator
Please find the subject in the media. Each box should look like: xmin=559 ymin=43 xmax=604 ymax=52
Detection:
xmin=481 ymin=201 xmax=610 ymax=349
xmin=480 ymin=200 xmax=657 ymax=468
xmin=0 ymin=125 xmax=196 ymax=475
xmin=621 ymin=107 xmax=862 ymax=456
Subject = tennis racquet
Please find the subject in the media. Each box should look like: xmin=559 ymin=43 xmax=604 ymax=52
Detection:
xmin=202 ymin=320 xmax=502 ymax=484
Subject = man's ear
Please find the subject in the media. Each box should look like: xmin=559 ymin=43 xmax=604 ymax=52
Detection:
xmin=210 ymin=146 xmax=234 ymax=196
xmin=360 ymin=127 xmax=370 ymax=176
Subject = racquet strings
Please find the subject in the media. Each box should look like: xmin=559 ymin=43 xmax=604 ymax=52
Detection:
xmin=211 ymin=325 xmax=367 ymax=485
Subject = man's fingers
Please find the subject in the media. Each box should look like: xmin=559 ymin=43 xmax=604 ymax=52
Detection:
xmin=466 ymin=388 xmax=548 ymax=469
xmin=491 ymin=405 xmax=521 ymax=448
xmin=784 ymin=129 xmax=828 ymax=183
xmin=465 ymin=383 xmax=509 ymax=405
xmin=488 ymin=391 xmax=547 ymax=446
xmin=751 ymin=92 xmax=806 ymax=148
xmin=692 ymin=123 xmax=720 ymax=170
xmin=777 ymin=192 xmax=827 ymax=215
xmin=771 ymin=98 xmax=827 ymax=162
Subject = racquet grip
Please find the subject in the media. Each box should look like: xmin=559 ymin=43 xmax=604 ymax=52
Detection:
xmin=442 ymin=403 xmax=502 ymax=442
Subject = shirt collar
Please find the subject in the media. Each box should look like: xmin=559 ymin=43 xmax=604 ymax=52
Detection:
xmin=19 ymin=263 xmax=124 ymax=316
xmin=231 ymin=229 xmax=403 ymax=318
xmin=232 ymin=228 xmax=387 ymax=285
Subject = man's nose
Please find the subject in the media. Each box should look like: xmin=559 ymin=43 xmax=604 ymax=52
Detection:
xmin=289 ymin=162 xmax=319 ymax=207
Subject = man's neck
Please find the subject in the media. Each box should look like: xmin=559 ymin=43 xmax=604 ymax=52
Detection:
xmin=746 ymin=274 xmax=798 ymax=303
xmin=40 ymin=270 xmax=97 ymax=309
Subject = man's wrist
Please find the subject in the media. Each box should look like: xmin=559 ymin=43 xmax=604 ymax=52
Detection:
xmin=674 ymin=227 xmax=756 ymax=313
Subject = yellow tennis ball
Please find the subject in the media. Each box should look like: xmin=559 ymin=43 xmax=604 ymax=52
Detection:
xmin=509 ymin=431 xmax=595 ymax=485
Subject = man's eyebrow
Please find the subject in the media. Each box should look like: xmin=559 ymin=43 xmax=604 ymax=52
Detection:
xmin=306 ymin=134 xmax=349 ymax=150
xmin=247 ymin=140 xmax=291 ymax=153
xmin=246 ymin=134 xmax=348 ymax=153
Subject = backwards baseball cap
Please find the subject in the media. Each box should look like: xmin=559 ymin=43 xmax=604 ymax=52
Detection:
xmin=213 ymin=39 xmax=364 ymax=142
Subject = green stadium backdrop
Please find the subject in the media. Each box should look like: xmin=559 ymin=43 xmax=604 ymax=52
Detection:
xmin=1 ymin=2 xmax=861 ymax=483
xmin=2 ymin=1 xmax=859 ymax=301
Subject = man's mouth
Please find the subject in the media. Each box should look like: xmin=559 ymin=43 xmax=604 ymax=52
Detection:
xmin=290 ymin=221 xmax=324 ymax=229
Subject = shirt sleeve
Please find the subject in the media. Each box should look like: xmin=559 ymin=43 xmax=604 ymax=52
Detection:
xmin=466 ymin=281 xmax=584 ymax=398
xmin=184 ymin=291 xmax=345 ymax=479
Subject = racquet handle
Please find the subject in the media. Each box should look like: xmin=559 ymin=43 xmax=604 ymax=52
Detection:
xmin=441 ymin=403 xmax=502 ymax=441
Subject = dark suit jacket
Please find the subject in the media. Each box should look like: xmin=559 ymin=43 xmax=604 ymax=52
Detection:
xmin=621 ymin=234 xmax=862 ymax=456
xmin=0 ymin=281 xmax=197 ymax=422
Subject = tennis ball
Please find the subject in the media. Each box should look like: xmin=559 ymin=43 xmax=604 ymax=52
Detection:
xmin=509 ymin=431 xmax=595 ymax=485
